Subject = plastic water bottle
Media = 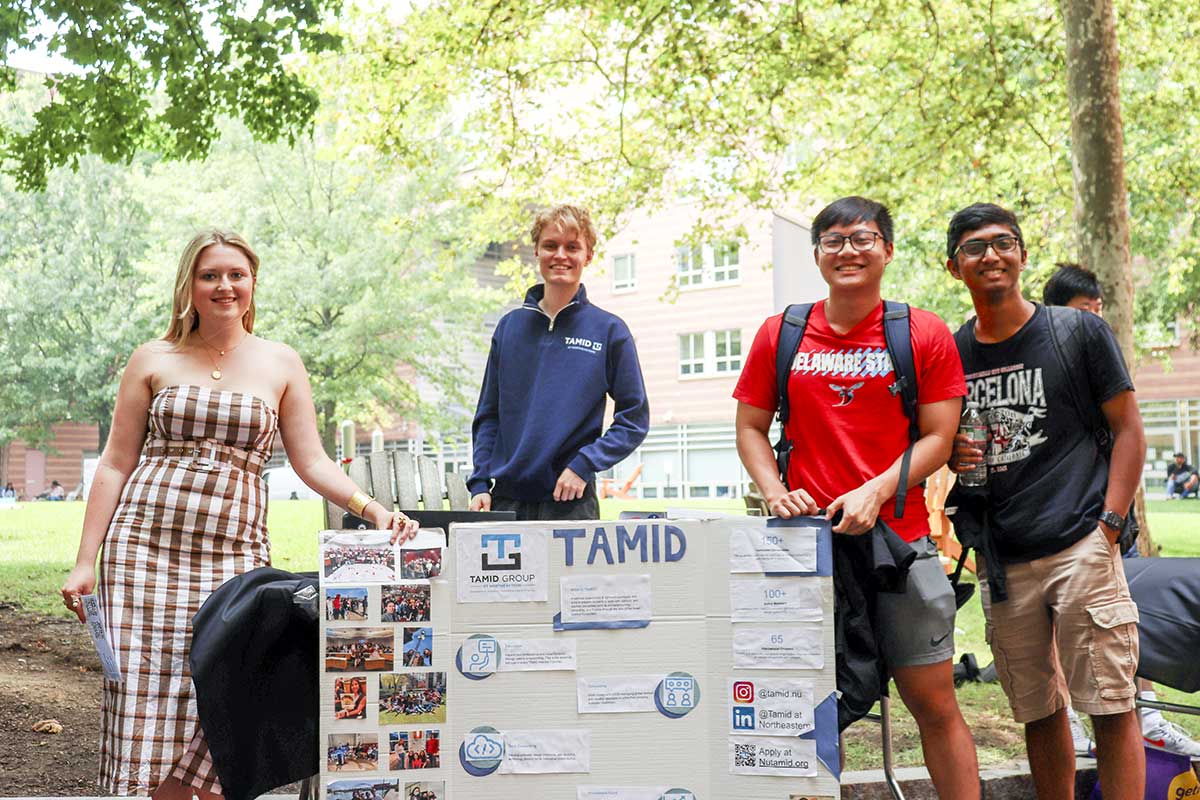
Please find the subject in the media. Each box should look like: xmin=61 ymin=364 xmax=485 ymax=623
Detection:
xmin=959 ymin=402 xmax=988 ymax=487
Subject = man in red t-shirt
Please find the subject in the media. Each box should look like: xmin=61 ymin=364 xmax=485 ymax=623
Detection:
xmin=733 ymin=196 xmax=979 ymax=797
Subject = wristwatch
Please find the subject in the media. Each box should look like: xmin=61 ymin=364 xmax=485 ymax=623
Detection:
xmin=1098 ymin=510 xmax=1125 ymax=531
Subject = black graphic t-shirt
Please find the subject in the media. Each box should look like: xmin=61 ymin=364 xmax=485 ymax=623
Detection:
xmin=955 ymin=304 xmax=1133 ymax=562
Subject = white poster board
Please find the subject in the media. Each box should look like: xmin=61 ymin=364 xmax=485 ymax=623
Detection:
xmin=318 ymin=517 xmax=839 ymax=800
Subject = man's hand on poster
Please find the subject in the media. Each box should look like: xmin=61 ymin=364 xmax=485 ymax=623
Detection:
xmin=554 ymin=467 xmax=586 ymax=502
xmin=766 ymin=487 xmax=820 ymax=519
xmin=469 ymin=492 xmax=492 ymax=512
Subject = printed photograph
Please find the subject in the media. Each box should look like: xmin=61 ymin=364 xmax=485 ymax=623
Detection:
xmin=323 ymin=535 xmax=396 ymax=582
xmin=388 ymin=730 xmax=440 ymax=771
xmin=326 ymin=779 xmax=398 ymax=800
xmin=403 ymin=781 xmax=444 ymax=800
xmin=327 ymin=733 xmax=378 ymax=772
xmin=399 ymin=547 xmax=441 ymax=580
xmin=332 ymin=676 xmax=368 ymax=720
xmin=379 ymin=672 xmax=446 ymax=724
xmin=326 ymin=587 xmax=369 ymax=622
xmin=381 ymin=584 xmax=430 ymax=623
xmin=325 ymin=628 xmax=394 ymax=672
xmin=402 ymin=627 xmax=433 ymax=667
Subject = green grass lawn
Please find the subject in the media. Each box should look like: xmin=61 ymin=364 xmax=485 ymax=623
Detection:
xmin=3 ymin=495 xmax=1198 ymax=770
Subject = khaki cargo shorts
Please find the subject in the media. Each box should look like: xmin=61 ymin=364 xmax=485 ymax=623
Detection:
xmin=979 ymin=526 xmax=1139 ymax=724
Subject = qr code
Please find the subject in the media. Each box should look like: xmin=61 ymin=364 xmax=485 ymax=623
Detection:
xmin=734 ymin=742 xmax=756 ymax=767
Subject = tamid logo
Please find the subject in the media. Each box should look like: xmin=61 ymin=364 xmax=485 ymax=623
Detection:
xmin=732 ymin=706 xmax=756 ymax=730
xmin=564 ymin=336 xmax=603 ymax=353
xmin=733 ymin=680 xmax=755 ymax=703
xmin=480 ymin=533 xmax=522 ymax=571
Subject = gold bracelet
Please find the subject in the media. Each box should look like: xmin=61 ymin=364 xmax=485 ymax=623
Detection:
xmin=347 ymin=489 xmax=373 ymax=517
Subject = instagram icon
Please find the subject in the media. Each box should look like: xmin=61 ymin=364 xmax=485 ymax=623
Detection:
xmin=732 ymin=681 xmax=755 ymax=704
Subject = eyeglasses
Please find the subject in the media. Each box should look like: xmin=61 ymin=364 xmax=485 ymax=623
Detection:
xmin=817 ymin=231 xmax=884 ymax=254
xmin=954 ymin=235 xmax=1022 ymax=259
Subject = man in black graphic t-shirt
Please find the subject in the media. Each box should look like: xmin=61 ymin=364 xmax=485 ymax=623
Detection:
xmin=946 ymin=203 xmax=1146 ymax=800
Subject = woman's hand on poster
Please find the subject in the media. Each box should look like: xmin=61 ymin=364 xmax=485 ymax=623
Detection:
xmin=369 ymin=503 xmax=418 ymax=544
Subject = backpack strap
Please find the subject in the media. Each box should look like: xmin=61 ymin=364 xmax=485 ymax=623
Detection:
xmin=882 ymin=301 xmax=920 ymax=518
xmin=882 ymin=300 xmax=920 ymax=444
xmin=773 ymin=303 xmax=814 ymax=484
xmin=1044 ymin=305 xmax=1109 ymax=449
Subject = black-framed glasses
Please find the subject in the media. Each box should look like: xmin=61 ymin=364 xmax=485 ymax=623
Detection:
xmin=817 ymin=231 xmax=883 ymax=254
xmin=955 ymin=235 xmax=1022 ymax=259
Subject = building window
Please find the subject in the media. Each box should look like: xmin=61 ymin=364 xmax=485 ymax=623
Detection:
xmin=680 ymin=329 xmax=741 ymax=377
xmin=675 ymin=240 xmax=742 ymax=288
xmin=676 ymin=244 xmax=704 ymax=287
xmin=712 ymin=242 xmax=740 ymax=283
xmin=714 ymin=329 xmax=742 ymax=373
xmin=613 ymin=253 xmax=636 ymax=290
xmin=679 ymin=333 xmax=705 ymax=376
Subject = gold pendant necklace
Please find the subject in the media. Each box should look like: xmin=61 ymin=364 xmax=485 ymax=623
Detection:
xmin=199 ymin=331 xmax=248 ymax=381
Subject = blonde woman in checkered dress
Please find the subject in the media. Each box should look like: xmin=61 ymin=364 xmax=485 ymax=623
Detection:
xmin=60 ymin=230 xmax=418 ymax=800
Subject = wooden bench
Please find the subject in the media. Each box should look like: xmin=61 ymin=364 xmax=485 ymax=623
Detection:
xmin=325 ymin=451 xmax=472 ymax=529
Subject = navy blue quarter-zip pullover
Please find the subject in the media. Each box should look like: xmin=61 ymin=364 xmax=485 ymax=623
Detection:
xmin=467 ymin=284 xmax=650 ymax=503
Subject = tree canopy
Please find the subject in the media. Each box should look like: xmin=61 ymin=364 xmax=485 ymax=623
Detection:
xmin=345 ymin=0 xmax=1199 ymax=337
xmin=0 ymin=0 xmax=342 ymax=190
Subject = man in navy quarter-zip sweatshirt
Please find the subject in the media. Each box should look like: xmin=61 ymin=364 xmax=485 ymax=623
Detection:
xmin=467 ymin=204 xmax=650 ymax=520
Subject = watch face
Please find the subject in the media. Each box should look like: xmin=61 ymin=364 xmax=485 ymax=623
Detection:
xmin=1100 ymin=511 xmax=1124 ymax=529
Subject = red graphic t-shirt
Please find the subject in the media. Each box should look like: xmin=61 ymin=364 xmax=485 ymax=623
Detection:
xmin=733 ymin=301 xmax=966 ymax=542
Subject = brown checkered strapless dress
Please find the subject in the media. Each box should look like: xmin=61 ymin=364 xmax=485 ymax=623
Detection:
xmin=98 ymin=385 xmax=278 ymax=795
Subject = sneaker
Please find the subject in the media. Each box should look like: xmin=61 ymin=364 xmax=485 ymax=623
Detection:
xmin=1143 ymin=718 xmax=1200 ymax=758
xmin=1067 ymin=707 xmax=1095 ymax=757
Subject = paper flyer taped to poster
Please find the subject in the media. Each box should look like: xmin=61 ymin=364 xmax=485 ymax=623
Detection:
xmin=559 ymin=574 xmax=652 ymax=628
xmin=456 ymin=528 xmax=548 ymax=602
xmin=729 ymin=677 xmax=815 ymax=736
xmin=732 ymin=626 xmax=824 ymax=670
xmin=729 ymin=524 xmax=818 ymax=573
xmin=494 ymin=729 xmax=591 ymax=774
xmin=461 ymin=636 xmax=577 ymax=673
xmin=577 ymin=788 xmax=696 ymax=800
xmin=729 ymin=577 xmax=823 ymax=623
xmin=577 ymin=675 xmax=660 ymax=713
xmin=729 ymin=735 xmax=818 ymax=777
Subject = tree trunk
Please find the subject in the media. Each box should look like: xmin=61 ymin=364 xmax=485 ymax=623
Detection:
xmin=1060 ymin=0 xmax=1153 ymax=555
xmin=321 ymin=401 xmax=338 ymax=459
xmin=97 ymin=401 xmax=112 ymax=454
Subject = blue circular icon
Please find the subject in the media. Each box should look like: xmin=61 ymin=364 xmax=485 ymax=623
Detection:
xmin=659 ymin=790 xmax=696 ymax=800
xmin=459 ymin=725 xmax=504 ymax=776
xmin=655 ymin=671 xmax=700 ymax=718
xmin=456 ymin=633 xmax=500 ymax=680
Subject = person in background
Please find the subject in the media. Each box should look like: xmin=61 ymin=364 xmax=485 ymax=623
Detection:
xmin=1166 ymin=452 xmax=1199 ymax=500
xmin=1043 ymin=261 xmax=1103 ymax=315
xmin=1042 ymin=261 xmax=1200 ymax=758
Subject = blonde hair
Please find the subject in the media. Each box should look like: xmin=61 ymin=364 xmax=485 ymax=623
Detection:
xmin=164 ymin=229 xmax=260 ymax=347
xmin=530 ymin=204 xmax=597 ymax=253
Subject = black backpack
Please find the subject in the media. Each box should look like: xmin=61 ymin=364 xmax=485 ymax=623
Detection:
xmin=1044 ymin=305 xmax=1140 ymax=553
xmin=772 ymin=300 xmax=921 ymax=518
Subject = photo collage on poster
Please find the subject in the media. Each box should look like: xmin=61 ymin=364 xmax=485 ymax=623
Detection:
xmin=321 ymin=529 xmax=446 ymax=800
